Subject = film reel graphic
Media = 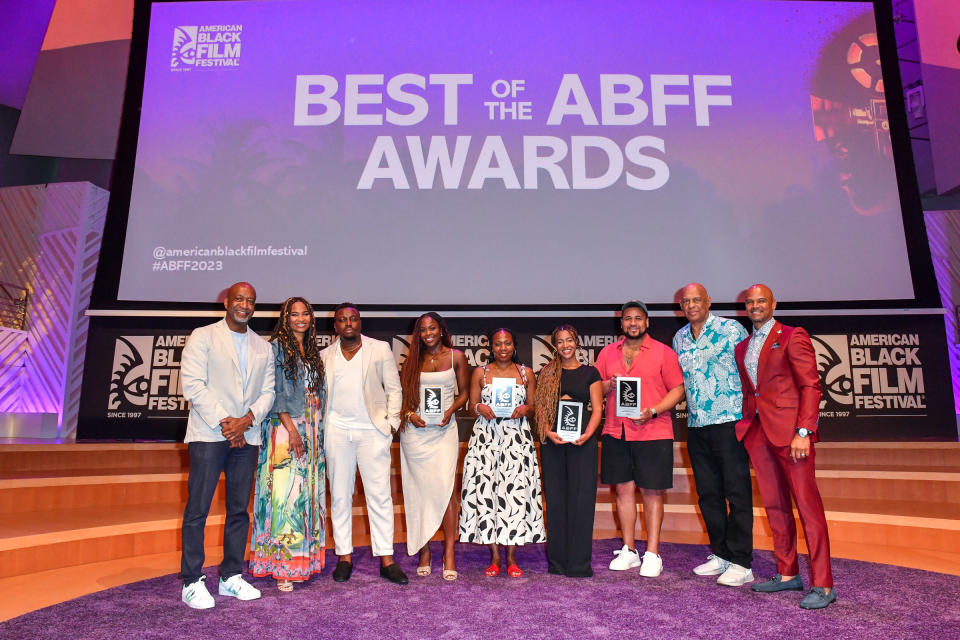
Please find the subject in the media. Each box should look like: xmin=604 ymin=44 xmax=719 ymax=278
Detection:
xmin=846 ymin=32 xmax=884 ymax=94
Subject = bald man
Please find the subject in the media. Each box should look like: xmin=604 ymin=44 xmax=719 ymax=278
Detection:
xmin=179 ymin=282 xmax=276 ymax=609
xmin=734 ymin=284 xmax=835 ymax=609
xmin=673 ymin=283 xmax=753 ymax=587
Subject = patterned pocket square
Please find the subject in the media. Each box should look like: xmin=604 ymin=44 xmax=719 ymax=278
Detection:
xmin=771 ymin=343 xmax=781 ymax=349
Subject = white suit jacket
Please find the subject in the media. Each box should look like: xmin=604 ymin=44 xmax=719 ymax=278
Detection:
xmin=180 ymin=318 xmax=276 ymax=445
xmin=321 ymin=335 xmax=402 ymax=437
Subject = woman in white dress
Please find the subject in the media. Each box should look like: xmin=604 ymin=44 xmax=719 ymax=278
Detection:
xmin=399 ymin=313 xmax=470 ymax=581
xmin=459 ymin=328 xmax=545 ymax=578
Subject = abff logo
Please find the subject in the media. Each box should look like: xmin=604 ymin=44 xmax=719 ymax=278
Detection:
xmin=531 ymin=335 xmax=590 ymax=373
xmin=171 ymin=26 xmax=198 ymax=68
xmin=811 ymin=334 xmax=854 ymax=408
xmin=109 ymin=336 xmax=153 ymax=409
xmin=424 ymin=387 xmax=442 ymax=413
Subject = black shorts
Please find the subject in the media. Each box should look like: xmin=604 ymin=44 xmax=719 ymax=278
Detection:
xmin=600 ymin=435 xmax=674 ymax=490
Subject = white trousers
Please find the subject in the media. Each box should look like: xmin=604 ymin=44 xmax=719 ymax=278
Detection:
xmin=325 ymin=425 xmax=395 ymax=557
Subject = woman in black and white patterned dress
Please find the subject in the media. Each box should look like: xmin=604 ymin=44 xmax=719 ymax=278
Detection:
xmin=459 ymin=328 xmax=545 ymax=577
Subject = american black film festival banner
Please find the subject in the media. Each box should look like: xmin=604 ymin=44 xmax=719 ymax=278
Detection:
xmin=79 ymin=313 xmax=956 ymax=441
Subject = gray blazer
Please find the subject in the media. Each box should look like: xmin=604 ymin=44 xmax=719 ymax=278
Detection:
xmin=180 ymin=319 xmax=275 ymax=445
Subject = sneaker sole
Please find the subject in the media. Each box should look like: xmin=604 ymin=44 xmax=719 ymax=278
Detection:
xmin=693 ymin=568 xmax=726 ymax=576
xmin=219 ymin=591 xmax=262 ymax=601
xmin=608 ymin=562 xmax=642 ymax=571
xmin=182 ymin=598 xmax=215 ymax=610
xmin=717 ymin=577 xmax=754 ymax=587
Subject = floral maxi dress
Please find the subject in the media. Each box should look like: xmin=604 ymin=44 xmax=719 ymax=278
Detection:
xmin=250 ymin=386 xmax=326 ymax=580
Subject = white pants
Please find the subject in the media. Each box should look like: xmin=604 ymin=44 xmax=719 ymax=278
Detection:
xmin=325 ymin=425 xmax=395 ymax=557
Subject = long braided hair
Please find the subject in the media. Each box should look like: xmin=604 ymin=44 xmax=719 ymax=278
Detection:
xmin=533 ymin=324 xmax=580 ymax=443
xmin=270 ymin=296 xmax=325 ymax=394
xmin=400 ymin=312 xmax=454 ymax=420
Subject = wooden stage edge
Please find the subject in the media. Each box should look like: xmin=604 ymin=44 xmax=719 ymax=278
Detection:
xmin=1 ymin=440 xmax=959 ymax=622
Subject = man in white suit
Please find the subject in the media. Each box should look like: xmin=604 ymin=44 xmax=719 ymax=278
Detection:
xmin=178 ymin=282 xmax=275 ymax=609
xmin=322 ymin=303 xmax=407 ymax=584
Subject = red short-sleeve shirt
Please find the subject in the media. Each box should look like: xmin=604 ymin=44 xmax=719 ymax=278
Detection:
xmin=594 ymin=336 xmax=684 ymax=441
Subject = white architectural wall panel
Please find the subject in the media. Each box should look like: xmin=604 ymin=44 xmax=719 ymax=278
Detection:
xmin=0 ymin=182 xmax=108 ymax=438
xmin=0 ymin=328 xmax=28 ymax=411
xmin=924 ymin=210 xmax=960 ymax=417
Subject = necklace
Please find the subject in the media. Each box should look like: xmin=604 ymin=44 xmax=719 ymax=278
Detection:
xmin=488 ymin=361 xmax=515 ymax=375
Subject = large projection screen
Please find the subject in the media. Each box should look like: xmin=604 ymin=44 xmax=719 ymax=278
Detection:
xmin=111 ymin=0 xmax=923 ymax=305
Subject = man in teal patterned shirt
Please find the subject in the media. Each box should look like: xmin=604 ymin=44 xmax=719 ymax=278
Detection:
xmin=673 ymin=283 xmax=754 ymax=587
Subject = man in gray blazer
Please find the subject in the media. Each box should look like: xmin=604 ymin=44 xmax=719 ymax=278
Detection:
xmin=322 ymin=303 xmax=407 ymax=584
xmin=179 ymin=282 xmax=275 ymax=609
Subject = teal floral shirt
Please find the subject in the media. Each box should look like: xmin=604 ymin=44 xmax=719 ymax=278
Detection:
xmin=672 ymin=314 xmax=748 ymax=428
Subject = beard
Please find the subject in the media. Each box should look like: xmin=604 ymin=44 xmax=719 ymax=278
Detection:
xmin=624 ymin=328 xmax=647 ymax=339
xmin=228 ymin=310 xmax=250 ymax=327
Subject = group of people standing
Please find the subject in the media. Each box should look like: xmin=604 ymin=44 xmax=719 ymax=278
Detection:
xmin=177 ymin=280 xmax=836 ymax=612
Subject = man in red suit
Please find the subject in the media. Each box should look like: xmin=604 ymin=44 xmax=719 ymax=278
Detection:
xmin=734 ymin=284 xmax=836 ymax=609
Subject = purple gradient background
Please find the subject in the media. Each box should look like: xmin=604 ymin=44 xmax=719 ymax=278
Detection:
xmin=120 ymin=0 xmax=913 ymax=305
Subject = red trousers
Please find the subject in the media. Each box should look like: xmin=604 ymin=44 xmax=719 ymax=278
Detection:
xmin=743 ymin=420 xmax=833 ymax=587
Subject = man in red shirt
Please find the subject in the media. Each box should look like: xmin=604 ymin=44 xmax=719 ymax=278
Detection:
xmin=595 ymin=301 xmax=685 ymax=577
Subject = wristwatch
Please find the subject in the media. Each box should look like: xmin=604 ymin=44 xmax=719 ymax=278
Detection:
xmin=649 ymin=407 xmax=658 ymax=418
xmin=795 ymin=427 xmax=812 ymax=438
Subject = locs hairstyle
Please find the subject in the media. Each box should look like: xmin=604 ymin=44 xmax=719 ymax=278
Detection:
xmin=533 ymin=324 xmax=580 ymax=443
xmin=270 ymin=296 xmax=325 ymax=393
xmin=400 ymin=312 xmax=454 ymax=419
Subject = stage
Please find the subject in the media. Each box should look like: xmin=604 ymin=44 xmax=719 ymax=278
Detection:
xmin=2 ymin=440 xmax=958 ymax=626
xmin=2 ymin=0 xmax=960 ymax=637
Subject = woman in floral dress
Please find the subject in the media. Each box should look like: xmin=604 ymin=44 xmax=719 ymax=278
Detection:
xmin=250 ymin=296 xmax=326 ymax=591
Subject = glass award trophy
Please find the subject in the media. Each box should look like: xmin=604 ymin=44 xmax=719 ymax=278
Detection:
xmin=556 ymin=400 xmax=583 ymax=442
xmin=616 ymin=377 xmax=642 ymax=418
xmin=490 ymin=377 xmax=517 ymax=418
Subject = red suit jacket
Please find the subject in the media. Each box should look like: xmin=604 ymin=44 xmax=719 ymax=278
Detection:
xmin=734 ymin=322 xmax=821 ymax=446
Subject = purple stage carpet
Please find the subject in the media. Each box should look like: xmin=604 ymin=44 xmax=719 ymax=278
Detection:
xmin=3 ymin=539 xmax=959 ymax=639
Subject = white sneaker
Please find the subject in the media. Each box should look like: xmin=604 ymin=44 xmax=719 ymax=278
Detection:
xmin=182 ymin=576 xmax=215 ymax=609
xmin=693 ymin=554 xmax=730 ymax=576
xmin=609 ymin=545 xmax=642 ymax=571
xmin=218 ymin=574 xmax=262 ymax=601
xmin=717 ymin=563 xmax=754 ymax=587
xmin=638 ymin=551 xmax=663 ymax=578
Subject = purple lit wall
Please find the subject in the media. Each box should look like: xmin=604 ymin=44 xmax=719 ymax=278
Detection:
xmin=0 ymin=182 xmax=108 ymax=438
xmin=925 ymin=210 xmax=960 ymax=419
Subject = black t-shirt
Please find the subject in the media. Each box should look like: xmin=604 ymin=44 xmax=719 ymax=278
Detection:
xmin=559 ymin=364 xmax=602 ymax=407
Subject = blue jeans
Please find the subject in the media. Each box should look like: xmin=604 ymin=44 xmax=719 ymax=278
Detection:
xmin=180 ymin=441 xmax=258 ymax=585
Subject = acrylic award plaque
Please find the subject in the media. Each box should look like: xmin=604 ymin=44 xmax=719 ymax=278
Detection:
xmin=490 ymin=377 xmax=517 ymax=418
xmin=420 ymin=384 xmax=445 ymax=425
xmin=616 ymin=377 xmax=642 ymax=418
xmin=556 ymin=400 xmax=583 ymax=442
